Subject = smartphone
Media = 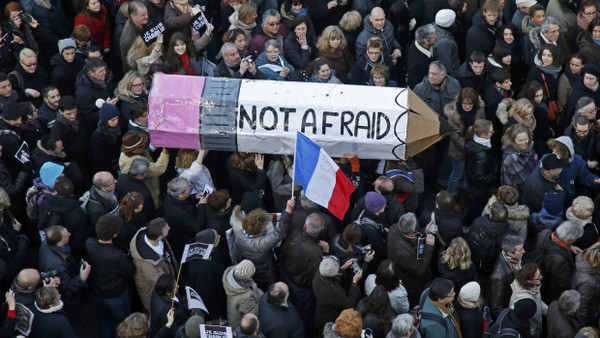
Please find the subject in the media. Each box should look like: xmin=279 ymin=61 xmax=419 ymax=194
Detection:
xmin=365 ymin=328 xmax=373 ymax=337
xmin=428 ymin=224 xmax=437 ymax=235
xmin=352 ymin=261 xmax=360 ymax=273
xmin=362 ymin=244 xmax=372 ymax=254
xmin=80 ymin=259 xmax=87 ymax=269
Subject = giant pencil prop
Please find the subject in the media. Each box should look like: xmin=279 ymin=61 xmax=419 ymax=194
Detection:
xmin=148 ymin=74 xmax=455 ymax=160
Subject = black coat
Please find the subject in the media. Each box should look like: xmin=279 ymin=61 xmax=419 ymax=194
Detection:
xmin=226 ymin=156 xmax=266 ymax=205
xmin=39 ymin=195 xmax=88 ymax=256
xmin=465 ymin=140 xmax=496 ymax=189
xmin=456 ymin=302 xmax=484 ymax=338
xmin=283 ymin=32 xmax=317 ymax=70
xmin=522 ymin=168 xmax=559 ymax=213
xmin=213 ymin=60 xmax=265 ymax=79
xmin=528 ymin=66 xmax=559 ymax=101
xmin=90 ymin=127 xmax=121 ymax=176
xmin=457 ymin=61 xmax=486 ymax=95
xmin=201 ymin=205 xmax=233 ymax=266
xmin=437 ymin=260 xmax=477 ymax=294
xmin=290 ymin=206 xmax=337 ymax=242
xmin=163 ymin=194 xmax=205 ymax=259
xmin=84 ymin=238 xmax=135 ymax=299
xmin=537 ymin=229 xmax=575 ymax=304
xmin=312 ymin=272 xmax=361 ymax=337
xmin=49 ymin=117 xmax=86 ymax=162
xmin=50 ymin=53 xmax=85 ymax=96
xmin=38 ymin=242 xmax=87 ymax=301
xmin=74 ymin=70 xmax=114 ymax=135
xmin=420 ymin=207 xmax=463 ymax=245
xmin=0 ymin=161 xmax=28 ymax=198
xmin=85 ymin=186 xmax=119 ymax=229
xmin=116 ymin=173 xmax=157 ymax=220
xmin=187 ymin=255 xmax=227 ymax=320
xmin=465 ymin=12 xmax=501 ymax=58
xmin=31 ymin=0 xmax=71 ymax=57
xmin=467 ymin=216 xmax=512 ymax=274
xmin=29 ymin=306 xmax=77 ymax=338
xmin=8 ymin=63 xmax=49 ymax=107
xmin=0 ymin=119 xmax=26 ymax=177
xmin=150 ymin=291 xmax=189 ymax=336
xmin=560 ymin=79 xmax=600 ymax=133
xmin=258 ymin=293 xmax=304 ymax=338
xmin=352 ymin=194 xmax=405 ymax=230
xmin=489 ymin=253 xmax=515 ymax=319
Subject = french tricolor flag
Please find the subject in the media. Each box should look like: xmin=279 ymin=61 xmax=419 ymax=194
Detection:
xmin=294 ymin=132 xmax=355 ymax=220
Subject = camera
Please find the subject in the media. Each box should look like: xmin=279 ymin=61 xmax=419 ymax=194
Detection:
xmin=244 ymin=55 xmax=253 ymax=63
xmin=362 ymin=244 xmax=372 ymax=254
xmin=40 ymin=270 xmax=58 ymax=284
xmin=19 ymin=12 xmax=33 ymax=24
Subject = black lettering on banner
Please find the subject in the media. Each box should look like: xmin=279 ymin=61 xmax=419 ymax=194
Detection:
xmin=259 ymin=106 xmax=278 ymax=130
xmin=371 ymin=112 xmax=376 ymax=139
xmin=354 ymin=111 xmax=371 ymax=138
xmin=239 ymin=105 xmax=257 ymax=130
xmin=340 ymin=111 xmax=354 ymax=136
xmin=279 ymin=107 xmax=296 ymax=132
xmin=301 ymin=109 xmax=316 ymax=134
xmin=140 ymin=21 xmax=166 ymax=46
xmin=376 ymin=112 xmax=390 ymax=139
xmin=191 ymin=12 xmax=207 ymax=32
xmin=322 ymin=111 xmax=338 ymax=134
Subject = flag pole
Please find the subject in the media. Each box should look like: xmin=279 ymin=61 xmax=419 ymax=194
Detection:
xmin=291 ymin=132 xmax=298 ymax=199
xmin=172 ymin=255 xmax=184 ymax=309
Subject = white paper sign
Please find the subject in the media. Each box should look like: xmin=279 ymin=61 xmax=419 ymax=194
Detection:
xmin=235 ymin=81 xmax=410 ymax=160
xmin=181 ymin=242 xmax=213 ymax=263
xmin=200 ymin=324 xmax=233 ymax=338
xmin=185 ymin=286 xmax=209 ymax=314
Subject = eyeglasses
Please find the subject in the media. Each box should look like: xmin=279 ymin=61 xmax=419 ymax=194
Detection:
xmin=266 ymin=21 xmax=280 ymax=27
xmin=131 ymin=83 xmax=144 ymax=88
xmin=265 ymin=49 xmax=279 ymax=55
xmin=461 ymin=102 xmax=474 ymax=106
xmin=127 ymin=192 xmax=137 ymax=201
xmin=584 ymin=11 xmax=597 ymax=16
xmin=22 ymin=62 xmax=37 ymax=68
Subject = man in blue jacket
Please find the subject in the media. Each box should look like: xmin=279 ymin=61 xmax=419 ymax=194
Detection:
xmin=419 ymin=278 xmax=460 ymax=338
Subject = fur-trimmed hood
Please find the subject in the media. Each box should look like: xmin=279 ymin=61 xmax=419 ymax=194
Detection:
xmin=34 ymin=0 xmax=52 ymax=10
xmin=36 ymin=139 xmax=66 ymax=159
xmin=496 ymin=98 xmax=514 ymax=125
xmin=484 ymin=194 xmax=531 ymax=220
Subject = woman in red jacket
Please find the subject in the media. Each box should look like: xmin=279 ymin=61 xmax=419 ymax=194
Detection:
xmin=74 ymin=0 xmax=110 ymax=53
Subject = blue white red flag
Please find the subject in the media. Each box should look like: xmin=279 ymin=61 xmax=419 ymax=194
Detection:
xmin=294 ymin=132 xmax=355 ymax=219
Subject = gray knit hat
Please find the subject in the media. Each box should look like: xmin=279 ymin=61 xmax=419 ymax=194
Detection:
xmin=57 ymin=38 xmax=76 ymax=54
xmin=234 ymin=259 xmax=256 ymax=280
xmin=319 ymin=256 xmax=340 ymax=277
xmin=184 ymin=315 xmax=204 ymax=338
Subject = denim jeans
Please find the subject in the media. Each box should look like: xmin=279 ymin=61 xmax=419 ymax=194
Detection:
xmin=447 ymin=158 xmax=466 ymax=196
xmin=90 ymin=289 xmax=131 ymax=338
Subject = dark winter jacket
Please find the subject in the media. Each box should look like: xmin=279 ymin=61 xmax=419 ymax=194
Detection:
xmin=406 ymin=40 xmax=434 ymax=89
xmin=387 ymin=224 xmax=434 ymax=306
xmin=501 ymin=145 xmax=537 ymax=195
xmin=39 ymin=195 xmax=87 ymax=255
xmin=283 ymin=31 xmax=317 ymax=70
xmin=465 ymin=140 xmax=496 ymax=189
xmin=90 ymin=127 xmax=121 ymax=176
xmin=115 ymin=173 xmax=157 ymax=220
xmin=74 ymin=69 xmax=114 ymax=135
xmin=313 ymin=271 xmax=361 ymax=338
xmin=29 ymin=303 xmax=77 ymax=338
xmin=84 ymin=238 xmax=135 ymax=299
xmin=489 ymin=253 xmax=517 ymax=319
xmin=546 ymin=299 xmax=580 ymax=338
xmin=522 ymin=167 xmax=561 ymax=213
xmin=50 ymin=52 xmax=85 ymax=96
xmin=413 ymin=75 xmax=462 ymax=116
xmin=561 ymin=78 xmax=600 ymax=133
xmin=226 ymin=156 xmax=266 ymax=205
xmin=38 ymin=241 xmax=87 ymax=301
xmin=577 ymin=31 xmax=600 ymax=67
xmin=9 ymin=63 xmax=49 ymax=106
xmin=49 ymin=113 xmax=86 ymax=162
xmin=355 ymin=14 xmax=401 ymax=58
xmin=456 ymin=61 xmax=486 ymax=95
xmin=351 ymin=54 xmax=396 ymax=86
xmin=150 ymin=291 xmax=189 ymax=336
xmin=0 ymin=161 xmax=28 ymax=198
xmin=290 ymin=206 xmax=337 ymax=242
xmin=456 ymin=300 xmax=484 ymax=338
xmin=163 ymin=194 xmax=205 ymax=259
xmin=571 ymin=252 xmax=600 ymax=326
xmin=467 ymin=215 xmax=512 ymax=274
xmin=282 ymin=229 xmax=324 ymax=289
xmin=433 ymin=24 xmax=459 ymax=76
xmin=85 ymin=186 xmax=119 ymax=229
xmin=258 ymin=293 xmax=304 ymax=338
xmin=522 ymin=26 xmax=569 ymax=68
xmin=437 ymin=260 xmax=477 ymax=294
xmin=213 ymin=60 xmax=266 ymax=79
xmin=466 ymin=12 xmax=501 ymax=58
xmin=187 ymin=251 xmax=227 ymax=320
xmin=31 ymin=0 xmax=70 ymax=57
xmin=537 ymin=229 xmax=575 ymax=304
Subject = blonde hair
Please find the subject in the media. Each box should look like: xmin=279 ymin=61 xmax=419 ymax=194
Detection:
xmin=238 ymin=2 xmax=257 ymax=22
xmin=339 ymin=10 xmax=362 ymax=32
xmin=502 ymin=123 xmax=532 ymax=149
xmin=19 ymin=48 xmax=36 ymax=61
xmin=116 ymin=71 xmax=147 ymax=98
xmin=176 ymin=149 xmax=199 ymax=169
xmin=0 ymin=187 xmax=11 ymax=208
xmin=508 ymin=98 xmax=536 ymax=130
xmin=117 ymin=313 xmax=148 ymax=338
xmin=127 ymin=36 xmax=157 ymax=70
xmin=570 ymin=196 xmax=594 ymax=220
xmin=440 ymin=237 xmax=473 ymax=270
xmin=584 ymin=242 xmax=600 ymax=269
xmin=579 ymin=327 xmax=600 ymax=338
xmin=316 ymin=25 xmax=347 ymax=52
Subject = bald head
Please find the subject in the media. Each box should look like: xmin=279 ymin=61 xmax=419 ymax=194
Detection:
xmin=240 ymin=313 xmax=259 ymax=335
xmin=374 ymin=176 xmax=394 ymax=195
xmin=93 ymin=171 xmax=115 ymax=192
xmin=267 ymin=282 xmax=289 ymax=305
xmin=17 ymin=268 xmax=40 ymax=290
xmin=370 ymin=7 xmax=386 ymax=30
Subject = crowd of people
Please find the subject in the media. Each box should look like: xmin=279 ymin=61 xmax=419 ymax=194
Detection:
xmin=1 ymin=0 xmax=600 ymax=336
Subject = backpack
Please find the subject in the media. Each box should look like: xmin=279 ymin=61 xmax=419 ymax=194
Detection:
xmin=468 ymin=224 xmax=495 ymax=270
xmin=483 ymin=308 xmax=521 ymax=338
xmin=25 ymin=185 xmax=52 ymax=221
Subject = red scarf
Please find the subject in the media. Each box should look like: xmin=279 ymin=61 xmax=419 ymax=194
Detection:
xmin=177 ymin=53 xmax=195 ymax=75
xmin=551 ymin=232 xmax=571 ymax=251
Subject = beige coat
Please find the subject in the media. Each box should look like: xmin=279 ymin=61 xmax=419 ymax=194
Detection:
xmin=129 ymin=227 xmax=178 ymax=310
xmin=444 ymin=99 xmax=485 ymax=160
xmin=119 ymin=151 xmax=168 ymax=209
xmin=222 ymin=265 xmax=263 ymax=330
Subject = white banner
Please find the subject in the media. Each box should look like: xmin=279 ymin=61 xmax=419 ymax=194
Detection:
xmin=235 ymin=81 xmax=410 ymax=160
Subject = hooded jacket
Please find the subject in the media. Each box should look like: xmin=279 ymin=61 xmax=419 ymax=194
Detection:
xmin=509 ymin=280 xmax=548 ymax=336
xmin=129 ymin=227 xmax=178 ymax=310
xmin=222 ymin=265 xmax=263 ymax=330
xmin=50 ymin=52 xmax=85 ymax=96
xmin=355 ymin=14 xmax=401 ymax=58
xmin=230 ymin=206 xmax=292 ymax=288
